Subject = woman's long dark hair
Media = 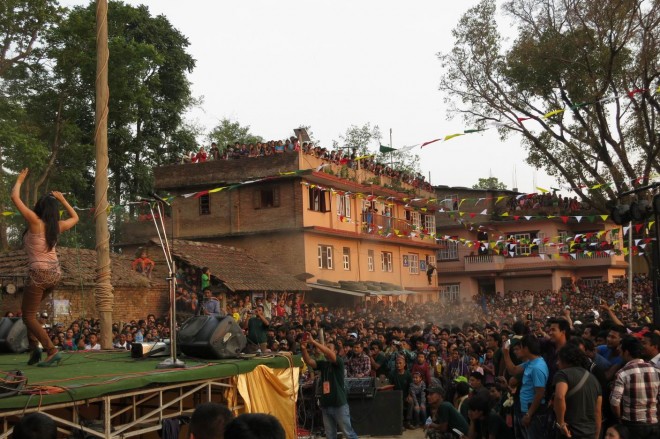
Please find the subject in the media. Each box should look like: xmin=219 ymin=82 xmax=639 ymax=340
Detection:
xmin=23 ymin=194 xmax=60 ymax=251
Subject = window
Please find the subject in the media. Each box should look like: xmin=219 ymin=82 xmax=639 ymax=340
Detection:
xmin=253 ymin=187 xmax=280 ymax=209
xmin=367 ymin=250 xmax=374 ymax=272
xmin=427 ymin=254 xmax=436 ymax=267
xmin=199 ymin=194 xmax=210 ymax=215
xmin=558 ymin=231 xmax=569 ymax=253
xmin=511 ymin=233 xmax=531 ymax=255
xmin=337 ymin=194 xmax=351 ymax=218
xmin=535 ymin=232 xmax=546 ymax=254
xmin=440 ymin=284 xmax=460 ymax=302
xmin=409 ymin=253 xmax=419 ymax=274
xmin=381 ymin=251 xmax=393 ymax=272
xmin=438 ymin=240 xmax=458 ymax=260
xmin=318 ymin=245 xmax=333 ymax=269
xmin=581 ymin=277 xmax=603 ymax=287
xmin=423 ymin=214 xmax=436 ymax=232
xmin=308 ymin=187 xmax=329 ymax=212
xmin=406 ymin=210 xmax=422 ymax=229
xmin=342 ymin=247 xmax=351 ymax=271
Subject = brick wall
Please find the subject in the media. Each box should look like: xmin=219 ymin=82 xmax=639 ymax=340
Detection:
xmin=0 ymin=285 xmax=169 ymax=328
xmin=154 ymin=154 xmax=300 ymax=191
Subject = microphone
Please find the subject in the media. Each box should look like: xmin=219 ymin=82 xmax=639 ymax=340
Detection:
xmin=150 ymin=191 xmax=171 ymax=207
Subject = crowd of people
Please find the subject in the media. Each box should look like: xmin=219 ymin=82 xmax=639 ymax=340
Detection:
xmin=180 ymin=137 xmax=433 ymax=192
xmin=7 ymin=273 xmax=659 ymax=438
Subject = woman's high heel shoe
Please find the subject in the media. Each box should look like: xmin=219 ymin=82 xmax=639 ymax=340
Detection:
xmin=37 ymin=352 xmax=62 ymax=367
xmin=27 ymin=348 xmax=42 ymax=366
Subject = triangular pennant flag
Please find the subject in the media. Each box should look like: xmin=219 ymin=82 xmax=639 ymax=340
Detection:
xmin=635 ymin=223 xmax=644 ymax=233
xmin=524 ymin=216 xmax=532 ymax=220
xmin=480 ymin=209 xmax=488 ymax=215
xmin=421 ymin=139 xmax=441 ymax=148
xmin=444 ymin=133 xmax=465 ymax=141
xmin=623 ymin=226 xmax=630 ymax=235
xmin=543 ymin=108 xmax=565 ymax=119
xmin=600 ymin=215 xmax=608 ymax=221
xmin=575 ymin=216 xmax=582 ymax=223
xmin=560 ymin=216 xmax=569 ymax=224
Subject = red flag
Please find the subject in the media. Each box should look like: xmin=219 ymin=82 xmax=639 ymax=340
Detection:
xmin=421 ymin=139 xmax=441 ymax=148
xmin=560 ymin=216 xmax=569 ymax=223
xmin=194 ymin=190 xmax=209 ymax=199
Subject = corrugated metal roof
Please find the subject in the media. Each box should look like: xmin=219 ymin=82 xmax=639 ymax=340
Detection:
xmin=160 ymin=239 xmax=311 ymax=292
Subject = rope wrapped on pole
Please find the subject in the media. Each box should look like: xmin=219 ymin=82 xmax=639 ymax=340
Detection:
xmin=94 ymin=0 xmax=114 ymax=348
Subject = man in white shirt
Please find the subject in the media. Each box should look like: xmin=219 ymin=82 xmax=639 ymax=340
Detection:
xmin=85 ymin=333 xmax=102 ymax=350
xmin=641 ymin=332 xmax=660 ymax=369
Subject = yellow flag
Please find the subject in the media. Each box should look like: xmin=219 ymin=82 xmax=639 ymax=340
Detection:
xmin=444 ymin=133 xmax=465 ymax=141
xmin=543 ymin=109 xmax=565 ymax=119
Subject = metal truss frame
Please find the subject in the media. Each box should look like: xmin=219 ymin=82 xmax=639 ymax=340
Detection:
xmin=0 ymin=376 xmax=244 ymax=439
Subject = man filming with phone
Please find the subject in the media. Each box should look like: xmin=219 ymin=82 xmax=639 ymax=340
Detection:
xmin=301 ymin=332 xmax=358 ymax=439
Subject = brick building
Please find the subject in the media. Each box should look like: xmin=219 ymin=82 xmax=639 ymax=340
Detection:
xmin=433 ymin=186 xmax=628 ymax=300
xmin=120 ymin=152 xmax=441 ymax=305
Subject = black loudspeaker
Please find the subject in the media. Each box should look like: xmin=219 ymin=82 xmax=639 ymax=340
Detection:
xmin=0 ymin=317 xmax=28 ymax=353
xmin=348 ymin=390 xmax=403 ymax=436
xmin=177 ymin=315 xmax=247 ymax=359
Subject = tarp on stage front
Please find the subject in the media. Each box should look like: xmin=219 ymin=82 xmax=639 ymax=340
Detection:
xmin=0 ymin=350 xmax=301 ymax=410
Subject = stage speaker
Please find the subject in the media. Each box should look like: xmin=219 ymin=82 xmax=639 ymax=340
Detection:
xmin=131 ymin=341 xmax=171 ymax=358
xmin=0 ymin=317 xmax=28 ymax=353
xmin=348 ymin=390 xmax=402 ymax=436
xmin=177 ymin=315 xmax=246 ymax=359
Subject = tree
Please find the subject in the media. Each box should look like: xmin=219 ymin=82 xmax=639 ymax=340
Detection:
xmin=332 ymin=123 xmax=382 ymax=156
xmin=473 ymin=177 xmax=507 ymax=190
xmin=0 ymin=0 xmax=62 ymax=77
xmin=0 ymin=2 xmax=197 ymax=248
xmin=439 ymin=0 xmax=660 ymax=211
xmin=208 ymin=118 xmax=263 ymax=150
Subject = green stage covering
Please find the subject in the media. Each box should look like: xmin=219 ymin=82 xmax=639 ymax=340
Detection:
xmin=0 ymin=351 xmax=301 ymax=409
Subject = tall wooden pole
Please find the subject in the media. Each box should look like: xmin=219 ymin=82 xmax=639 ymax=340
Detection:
xmin=94 ymin=0 xmax=114 ymax=348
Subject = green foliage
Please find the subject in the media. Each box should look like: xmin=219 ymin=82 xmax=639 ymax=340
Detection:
xmin=332 ymin=123 xmax=382 ymax=156
xmin=0 ymin=1 xmax=197 ymax=248
xmin=208 ymin=118 xmax=263 ymax=150
xmin=0 ymin=0 xmax=63 ymax=77
xmin=439 ymin=0 xmax=660 ymax=211
xmin=473 ymin=177 xmax=507 ymax=190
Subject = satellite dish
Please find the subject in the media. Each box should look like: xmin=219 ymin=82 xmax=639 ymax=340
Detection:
xmin=5 ymin=284 xmax=16 ymax=295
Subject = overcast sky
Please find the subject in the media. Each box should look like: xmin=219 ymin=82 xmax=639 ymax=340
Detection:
xmin=61 ymin=0 xmax=558 ymax=193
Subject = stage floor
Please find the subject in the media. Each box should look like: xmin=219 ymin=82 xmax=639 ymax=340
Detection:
xmin=0 ymin=350 xmax=299 ymax=410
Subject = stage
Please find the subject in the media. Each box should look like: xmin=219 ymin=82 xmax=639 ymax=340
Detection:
xmin=0 ymin=350 xmax=301 ymax=439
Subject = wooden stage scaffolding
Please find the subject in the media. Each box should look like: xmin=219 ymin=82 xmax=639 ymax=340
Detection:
xmin=0 ymin=350 xmax=300 ymax=439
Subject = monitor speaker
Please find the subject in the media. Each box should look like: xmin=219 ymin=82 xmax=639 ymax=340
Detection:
xmin=348 ymin=390 xmax=403 ymax=436
xmin=177 ymin=315 xmax=246 ymax=359
xmin=0 ymin=317 xmax=28 ymax=353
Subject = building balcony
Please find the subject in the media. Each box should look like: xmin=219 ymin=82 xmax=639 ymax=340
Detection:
xmin=360 ymin=213 xmax=413 ymax=236
xmin=440 ymin=251 xmax=626 ymax=273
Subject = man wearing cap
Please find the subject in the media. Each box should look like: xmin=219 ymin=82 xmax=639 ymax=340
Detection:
xmin=424 ymin=385 xmax=469 ymax=438
xmin=301 ymin=333 xmax=358 ymax=439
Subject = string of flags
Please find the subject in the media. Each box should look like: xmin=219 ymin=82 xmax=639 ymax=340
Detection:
xmin=413 ymin=85 xmax=660 ymax=149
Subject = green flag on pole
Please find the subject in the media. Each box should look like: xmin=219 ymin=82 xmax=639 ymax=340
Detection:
xmin=379 ymin=144 xmax=396 ymax=153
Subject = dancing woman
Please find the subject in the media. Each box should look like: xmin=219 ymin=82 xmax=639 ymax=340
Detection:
xmin=11 ymin=168 xmax=79 ymax=366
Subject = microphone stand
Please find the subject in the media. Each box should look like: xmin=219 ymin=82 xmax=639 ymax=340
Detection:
xmin=144 ymin=199 xmax=185 ymax=369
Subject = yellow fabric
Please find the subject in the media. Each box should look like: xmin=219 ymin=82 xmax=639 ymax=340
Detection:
xmin=237 ymin=363 xmax=300 ymax=439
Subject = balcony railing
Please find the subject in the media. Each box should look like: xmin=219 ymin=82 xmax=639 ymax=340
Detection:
xmin=360 ymin=213 xmax=413 ymax=236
